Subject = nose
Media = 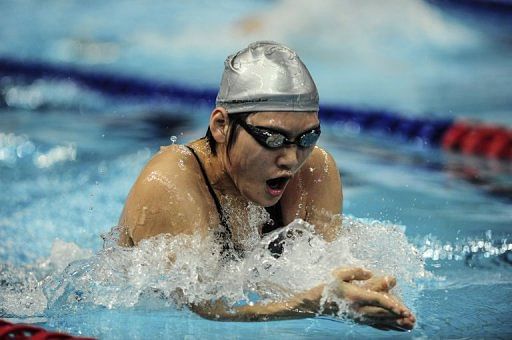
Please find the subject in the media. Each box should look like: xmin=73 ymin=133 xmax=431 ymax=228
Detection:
xmin=276 ymin=145 xmax=300 ymax=171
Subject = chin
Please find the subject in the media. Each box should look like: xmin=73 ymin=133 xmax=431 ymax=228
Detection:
xmin=258 ymin=194 xmax=281 ymax=208
xmin=267 ymin=194 xmax=283 ymax=206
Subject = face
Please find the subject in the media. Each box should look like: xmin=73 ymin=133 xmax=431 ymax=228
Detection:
xmin=225 ymin=111 xmax=320 ymax=207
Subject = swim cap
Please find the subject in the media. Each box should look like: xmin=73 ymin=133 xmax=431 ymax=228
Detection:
xmin=216 ymin=41 xmax=319 ymax=114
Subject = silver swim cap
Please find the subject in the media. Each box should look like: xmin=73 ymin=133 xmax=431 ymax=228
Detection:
xmin=216 ymin=41 xmax=319 ymax=114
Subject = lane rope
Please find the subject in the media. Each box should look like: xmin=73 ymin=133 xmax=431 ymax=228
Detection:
xmin=0 ymin=319 xmax=95 ymax=339
xmin=1 ymin=56 xmax=510 ymax=160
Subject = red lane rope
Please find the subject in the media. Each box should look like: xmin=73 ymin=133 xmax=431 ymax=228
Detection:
xmin=0 ymin=320 xmax=95 ymax=340
xmin=442 ymin=121 xmax=512 ymax=160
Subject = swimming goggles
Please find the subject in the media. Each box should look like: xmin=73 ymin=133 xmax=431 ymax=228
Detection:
xmin=238 ymin=120 xmax=321 ymax=149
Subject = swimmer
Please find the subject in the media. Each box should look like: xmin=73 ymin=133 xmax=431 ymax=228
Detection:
xmin=118 ymin=41 xmax=416 ymax=331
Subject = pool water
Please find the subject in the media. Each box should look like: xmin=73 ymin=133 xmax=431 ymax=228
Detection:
xmin=1 ymin=1 xmax=512 ymax=338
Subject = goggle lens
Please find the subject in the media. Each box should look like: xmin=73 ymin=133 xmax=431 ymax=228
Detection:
xmin=240 ymin=120 xmax=321 ymax=149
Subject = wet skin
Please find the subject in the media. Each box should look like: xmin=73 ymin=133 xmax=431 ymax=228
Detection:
xmin=223 ymin=111 xmax=320 ymax=207
xmin=118 ymin=108 xmax=416 ymax=330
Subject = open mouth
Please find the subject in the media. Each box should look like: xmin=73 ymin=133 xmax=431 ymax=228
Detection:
xmin=266 ymin=176 xmax=290 ymax=195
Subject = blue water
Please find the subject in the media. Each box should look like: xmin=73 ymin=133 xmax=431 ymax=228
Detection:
xmin=1 ymin=1 xmax=512 ymax=338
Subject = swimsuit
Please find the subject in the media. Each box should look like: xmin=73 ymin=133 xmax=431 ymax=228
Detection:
xmin=186 ymin=145 xmax=284 ymax=257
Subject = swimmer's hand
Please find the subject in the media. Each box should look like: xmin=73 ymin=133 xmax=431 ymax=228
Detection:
xmin=327 ymin=268 xmax=416 ymax=331
xmin=190 ymin=267 xmax=415 ymax=331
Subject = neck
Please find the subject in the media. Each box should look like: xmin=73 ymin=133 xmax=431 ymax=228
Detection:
xmin=188 ymin=138 xmax=268 ymax=244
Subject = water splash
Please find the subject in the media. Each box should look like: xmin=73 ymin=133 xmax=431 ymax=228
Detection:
xmin=0 ymin=240 xmax=92 ymax=317
xmin=0 ymin=216 xmax=430 ymax=321
xmin=415 ymin=233 xmax=512 ymax=266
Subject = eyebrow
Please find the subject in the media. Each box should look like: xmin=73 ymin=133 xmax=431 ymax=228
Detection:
xmin=252 ymin=124 xmax=320 ymax=138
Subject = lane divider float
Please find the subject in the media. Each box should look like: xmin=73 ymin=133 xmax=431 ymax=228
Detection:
xmin=0 ymin=319 xmax=95 ymax=339
xmin=1 ymin=56 xmax=510 ymax=160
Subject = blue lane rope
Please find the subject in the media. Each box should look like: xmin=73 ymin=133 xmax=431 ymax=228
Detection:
xmin=0 ymin=56 xmax=217 ymax=103
xmin=0 ymin=56 xmax=483 ymax=148
xmin=426 ymin=0 xmax=512 ymax=13
xmin=320 ymin=105 xmax=453 ymax=145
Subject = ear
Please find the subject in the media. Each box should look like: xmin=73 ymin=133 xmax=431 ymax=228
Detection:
xmin=209 ymin=107 xmax=230 ymax=143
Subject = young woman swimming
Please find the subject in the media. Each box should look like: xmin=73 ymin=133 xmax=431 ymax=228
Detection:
xmin=118 ymin=41 xmax=415 ymax=331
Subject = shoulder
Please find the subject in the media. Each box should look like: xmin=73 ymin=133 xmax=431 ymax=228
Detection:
xmin=299 ymin=146 xmax=343 ymax=214
xmin=300 ymin=146 xmax=343 ymax=241
xmin=279 ymin=146 xmax=343 ymax=239
xmin=131 ymin=144 xmax=203 ymax=198
xmin=299 ymin=146 xmax=340 ymax=186
xmin=143 ymin=144 xmax=198 ymax=178
xmin=118 ymin=144 xmax=214 ymax=245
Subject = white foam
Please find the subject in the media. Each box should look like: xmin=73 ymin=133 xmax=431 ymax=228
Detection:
xmin=0 ymin=216 xmax=427 ymax=319
xmin=33 ymin=144 xmax=77 ymax=169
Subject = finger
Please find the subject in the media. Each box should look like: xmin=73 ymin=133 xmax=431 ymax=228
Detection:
xmin=370 ymin=324 xmax=390 ymax=331
xmin=350 ymin=289 xmax=409 ymax=317
xmin=353 ymin=304 xmax=415 ymax=330
xmin=397 ymin=315 xmax=416 ymax=330
xmin=355 ymin=306 xmax=398 ymax=319
xmin=363 ymin=276 xmax=396 ymax=292
xmin=355 ymin=313 xmax=414 ymax=332
xmin=379 ymin=324 xmax=410 ymax=332
xmin=354 ymin=307 xmax=414 ymax=332
xmin=369 ymin=322 xmax=410 ymax=332
xmin=332 ymin=267 xmax=372 ymax=282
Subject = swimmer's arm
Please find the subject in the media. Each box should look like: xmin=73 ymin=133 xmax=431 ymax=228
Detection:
xmin=190 ymin=284 xmax=327 ymax=321
xmin=118 ymin=153 xmax=209 ymax=246
xmin=118 ymin=178 xmax=189 ymax=246
xmin=301 ymin=147 xmax=343 ymax=242
xmin=191 ymin=268 xmax=415 ymax=330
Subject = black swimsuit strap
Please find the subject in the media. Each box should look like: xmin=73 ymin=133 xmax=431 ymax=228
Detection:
xmin=185 ymin=146 xmax=237 ymax=257
xmin=185 ymin=145 xmax=227 ymax=226
xmin=185 ymin=144 xmax=282 ymax=258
